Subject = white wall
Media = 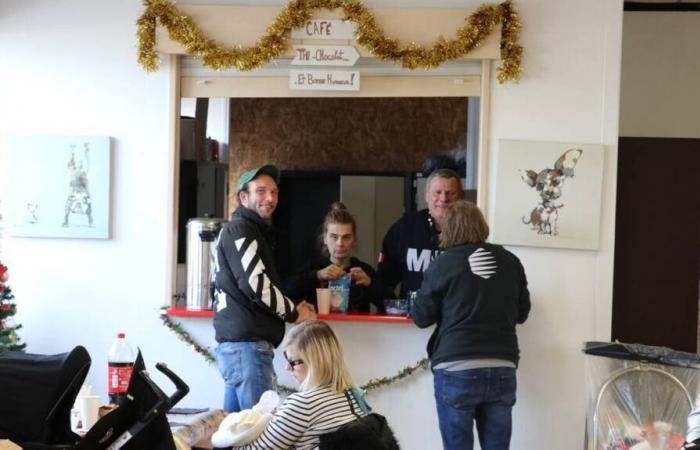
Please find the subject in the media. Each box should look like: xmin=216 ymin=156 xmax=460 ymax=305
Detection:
xmin=0 ymin=1 xmax=623 ymax=449
xmin=619 ymin=12 xmax=700 ymax=138
xmin=487 ymin=1 xmax=622 ymax=448
xmin=0 ymin=0 xmax=223 ymax=411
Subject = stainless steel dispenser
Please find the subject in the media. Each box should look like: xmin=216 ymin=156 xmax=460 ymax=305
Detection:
xmin=185 ymin=217 xmax=225 ymax=310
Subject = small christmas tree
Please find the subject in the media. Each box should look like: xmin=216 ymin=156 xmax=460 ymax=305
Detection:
xmin=0 ymin=263 xmax=25 ymax=352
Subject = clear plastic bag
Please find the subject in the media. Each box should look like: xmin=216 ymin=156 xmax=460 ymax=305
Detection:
xmin=583 ymin=342 xmax=700 ymax=450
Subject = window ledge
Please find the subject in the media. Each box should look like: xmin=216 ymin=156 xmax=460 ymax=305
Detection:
xmin=165 ymin=307 xmax=413 ymax=323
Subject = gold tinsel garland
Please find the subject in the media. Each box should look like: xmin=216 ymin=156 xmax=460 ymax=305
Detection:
xmin=137 ymin=0 xmax=522 ymax=83
xmin=160 ymin=311 xmax=429 ymax=395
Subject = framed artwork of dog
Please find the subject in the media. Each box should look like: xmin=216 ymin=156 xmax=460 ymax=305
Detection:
xmin=5 ymin=134 xmax=112 ymax=239
xmin=491 ymin=140 xmax=604 ymax=250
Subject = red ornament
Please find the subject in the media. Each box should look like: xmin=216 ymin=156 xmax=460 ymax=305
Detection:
xmin=1 ymin=303 xmax=9 ymax=311
xmin=0 ymin=263 xmax=7 ymax=283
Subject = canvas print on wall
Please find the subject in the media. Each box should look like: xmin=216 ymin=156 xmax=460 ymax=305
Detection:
xmin=7 ymin=135 xmax=111 ymax=239
xmin=491 ymin=140 xmax=604 ymax=250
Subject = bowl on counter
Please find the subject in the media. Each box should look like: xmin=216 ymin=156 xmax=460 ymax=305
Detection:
xmin=384 ymin=298 xmax=410 ymax=316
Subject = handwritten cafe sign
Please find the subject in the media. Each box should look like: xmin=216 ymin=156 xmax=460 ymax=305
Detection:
xmin=291 ymin=45 xmax=359 ymax=67
xmin=291 ymin=20 xmax=356 ymax=40
xmin=289 ymin=70 xmax=360 ymax=91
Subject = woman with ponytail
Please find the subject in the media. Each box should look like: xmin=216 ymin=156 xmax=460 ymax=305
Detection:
xmin=285 ymin=202 xmax=392 ymax=314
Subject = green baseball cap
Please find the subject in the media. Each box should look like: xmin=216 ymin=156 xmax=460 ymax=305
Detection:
xmin=236 ymin=165 xmax=281 ymax=192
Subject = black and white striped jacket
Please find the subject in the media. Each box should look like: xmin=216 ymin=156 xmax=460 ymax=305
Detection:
xmin=234 ymin=386 xmax=365 ymax=450
xmin=213 ymin=206 xmax=298 ymax=347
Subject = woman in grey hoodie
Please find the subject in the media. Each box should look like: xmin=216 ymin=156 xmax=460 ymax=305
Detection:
xmin=412 ymin=200 xmax=531 ymax=450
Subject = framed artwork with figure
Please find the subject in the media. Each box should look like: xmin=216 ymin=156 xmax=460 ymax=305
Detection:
xmin=6 ymin=134 xmax=112 ymax=239
xmin=491 ymin=140 xmax=605 ymax=250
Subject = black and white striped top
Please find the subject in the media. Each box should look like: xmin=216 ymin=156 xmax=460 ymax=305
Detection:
xmin=233 ymin=386 xmax=364 ymax=450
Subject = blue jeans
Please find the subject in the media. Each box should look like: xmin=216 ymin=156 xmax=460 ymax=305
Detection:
xmin=434 ymin=367 xmax=517 ymax=450
xmin=215 ymin=341 xmax=275 ymax=412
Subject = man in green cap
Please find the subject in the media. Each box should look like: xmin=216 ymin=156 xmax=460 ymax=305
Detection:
xmin=212 ymin=164 xmax=316 ymax=412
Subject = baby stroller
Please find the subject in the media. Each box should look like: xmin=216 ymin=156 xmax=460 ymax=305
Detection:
xmin=0 ymin=346 xmax=91 ymax=448
xmin=0 ymin=346 xmax=189 ymax=450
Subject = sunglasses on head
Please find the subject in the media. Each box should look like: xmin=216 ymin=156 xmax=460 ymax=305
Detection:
xmin=284 ymin=351 xmax=304 ymax=368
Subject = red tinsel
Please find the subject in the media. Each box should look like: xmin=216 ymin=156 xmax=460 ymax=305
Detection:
xmin=0 ymin=263 xmax=8 ymax=284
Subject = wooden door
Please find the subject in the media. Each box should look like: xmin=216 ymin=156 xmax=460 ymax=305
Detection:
xmin=612 ymin=137 xmax=700 ymax=352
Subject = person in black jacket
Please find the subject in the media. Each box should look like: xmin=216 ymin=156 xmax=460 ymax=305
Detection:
xmin=377 ymin=168 xmax=464 ymax=299
xmin=213 ymin=165 xmax=316 ymax=413
xmin=412 ymin=200 xmax=531 ymax=450
xmin=285 ymin=202 xmax=392 ymax=314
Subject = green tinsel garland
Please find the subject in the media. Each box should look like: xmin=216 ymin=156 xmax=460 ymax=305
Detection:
xmin=160 ymin=312 xmax=428 ymax=395
xmin=160 ymin=313 xmax=216 ymax=364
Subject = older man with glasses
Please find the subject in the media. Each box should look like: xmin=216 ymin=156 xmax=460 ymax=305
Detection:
xmin=377 ymin=168 xmax=464 ymax=299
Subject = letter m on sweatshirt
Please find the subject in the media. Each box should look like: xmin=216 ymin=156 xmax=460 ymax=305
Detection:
xmin=406 ymin=248 xmax=432 ymax=272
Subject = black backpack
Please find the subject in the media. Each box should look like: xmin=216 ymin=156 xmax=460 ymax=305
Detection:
xmin=318 ymin=390 xmax=400 ymax=450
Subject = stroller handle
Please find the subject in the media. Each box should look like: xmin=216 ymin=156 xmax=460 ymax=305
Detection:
xmin=95 ymin=362 xmax=190 ymax=450
xmin=155 ymin=362 xmax=189 ymax=407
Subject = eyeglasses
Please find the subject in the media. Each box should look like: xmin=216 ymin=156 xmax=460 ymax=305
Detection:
xmin=284 ymin=351 xmax=304 ymax=369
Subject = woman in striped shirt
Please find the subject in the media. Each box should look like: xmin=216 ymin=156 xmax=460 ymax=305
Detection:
xmin=231 ymin=320 xmax=366 ymax=450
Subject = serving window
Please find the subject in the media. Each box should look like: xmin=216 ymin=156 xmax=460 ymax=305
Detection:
xmin=160 ymin=4 xmax=495 ymax=320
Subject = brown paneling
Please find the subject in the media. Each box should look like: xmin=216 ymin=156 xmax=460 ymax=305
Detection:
xmin=228 ymin=97 xmax=467 ymax=210
xmin=612 ymin=137 xmax=700 ymax=352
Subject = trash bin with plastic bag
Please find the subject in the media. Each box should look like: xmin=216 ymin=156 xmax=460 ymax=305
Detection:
xmin=583 ymin=341 xmax=700 ymax=450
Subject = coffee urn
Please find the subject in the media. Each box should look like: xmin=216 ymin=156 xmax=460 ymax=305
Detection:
xmin=186 ymin=217 xmax=226 ymax=310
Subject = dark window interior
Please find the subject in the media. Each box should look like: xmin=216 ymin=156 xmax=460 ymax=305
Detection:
xmin=273 ymin=173 xmax=340 ymax=280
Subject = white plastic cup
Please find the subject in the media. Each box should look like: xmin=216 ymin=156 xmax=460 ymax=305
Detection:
xmin=78 ymin=383 xmax=92 ymax=397
xmin=79 ymin=395 xmax=101 ymax=431
xmin=70 ymin=408 xmax=81 ymax=433
xmin=316 ymin=288 xmax=331 ymax=314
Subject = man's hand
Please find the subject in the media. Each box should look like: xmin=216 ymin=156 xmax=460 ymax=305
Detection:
xmin=316 ymin=264 xmax=346 ymax=281
xmin=295 ymin=300 xmax=317 ymax=323
xmin=349 ymin=267 xmax=371 ymax=287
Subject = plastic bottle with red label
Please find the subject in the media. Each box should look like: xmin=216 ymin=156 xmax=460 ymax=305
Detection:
xmin=107 ymin=332 xmax=135 ymax=405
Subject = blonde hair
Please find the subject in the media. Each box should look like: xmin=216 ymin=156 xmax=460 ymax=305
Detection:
xmin=440 ymin=200 xmax=489 ymax=248
xmin=282 ymin=320 xmax=353 ymax=393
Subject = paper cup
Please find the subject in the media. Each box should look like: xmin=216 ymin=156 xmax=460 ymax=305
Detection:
xmin=79 ymin=395 xmax=101 ymax=431
xmin=78 ymin=383 xmax=92 ymax=397
xmin=316 ymin=288 xmax=331 ymax=314
xmin=70 ymin=408 xmax=81 ymax=433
